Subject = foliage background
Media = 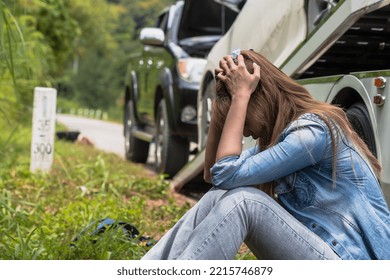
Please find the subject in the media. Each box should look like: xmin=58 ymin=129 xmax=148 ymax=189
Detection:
xmin=0 ymin=0 xmax=206 ymax=260
xmin=0 ymin=0 xmax=257 ymax=260
xmin=0 ymin=0 xmax=175 ymax=123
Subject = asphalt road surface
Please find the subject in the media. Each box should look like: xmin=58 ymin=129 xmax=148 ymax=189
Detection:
xmin=56 ymin=114 xmax=158 ymax=167
xmin=56 ymin=114 xmax=127 ymax=158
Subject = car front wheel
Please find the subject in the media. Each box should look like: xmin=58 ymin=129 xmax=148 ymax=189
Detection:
xmin=124 ymin=101 xmax=149 ymax=163
xmin=155 ymin=100 xmax=189 ymax=177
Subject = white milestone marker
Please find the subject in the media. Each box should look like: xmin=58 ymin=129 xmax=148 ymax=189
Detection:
xmin=30 ymin=87 xmax=57 ymax=173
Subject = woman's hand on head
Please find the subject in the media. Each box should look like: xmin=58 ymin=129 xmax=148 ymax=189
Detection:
xmin=217 ymin=54 xmax=261 ymax=101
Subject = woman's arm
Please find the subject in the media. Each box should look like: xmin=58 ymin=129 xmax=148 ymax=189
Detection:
xmin=215 ymin=94 xmax=250 ymax=160
xmin=204 ymin=109 xmax=222 ymax=183
xmin=205 ymin=54 xmax=260 ymax=183
xmin=210 ymin=117 xmax=328 ymax=189
xmin=216 ymin=55 xmax=260 ymax=161
xmin=204 ymin=109 xmax=259 ymax=183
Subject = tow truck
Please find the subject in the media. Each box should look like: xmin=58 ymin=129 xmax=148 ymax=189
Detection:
xmin=171 ymin=0 xmax=390 ymax=204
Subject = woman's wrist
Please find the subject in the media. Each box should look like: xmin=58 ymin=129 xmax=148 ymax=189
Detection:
xmin=231 ymin=90 xmax=252 ymax=103
xmin=230 ymin=94 xmax=251 ymax=108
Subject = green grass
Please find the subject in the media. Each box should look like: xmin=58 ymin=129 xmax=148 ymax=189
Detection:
xmin=0 ymin=117 xmax=255 ymax=260
xmin=0 ymin=118 xmax=193 ymax=260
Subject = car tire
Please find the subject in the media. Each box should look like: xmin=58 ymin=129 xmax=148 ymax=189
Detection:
xmin=198 ymin=79 xmax=216 ymax=149
xmin=346 ymin=102 xmax=377 ymax=157
xmin=124 ymin=101 xmax=150 ymax=163
xmin=155 ymin=100 xmax=189 ymax=177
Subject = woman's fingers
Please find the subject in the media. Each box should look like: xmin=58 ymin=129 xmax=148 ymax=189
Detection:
xmin=237 ymin=54 xmax=245 ymax=66
xmin=253 ymin=62 xmax=261 ymax=80
xmin=219 ymin=55 xmax=237 ymax=74
xmin=224 ymin=55 xmax=236 ymax=68
xmin=215 ymin=67 xmax=224 ymax=78
xmin=219 ymin=59 xmax=229 ymax=76
xmin=216 ymin=54 xmax=260 ymax=96
xmin=217 ymin=71 xmax=227 ymax=82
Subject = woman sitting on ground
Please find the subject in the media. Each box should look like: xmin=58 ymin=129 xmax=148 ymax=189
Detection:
xmin=142 ymin=49 xmax=390 ymax=260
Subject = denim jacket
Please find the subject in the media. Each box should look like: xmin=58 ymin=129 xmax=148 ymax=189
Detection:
xmin=210 ymin=113 xmax=390 ymax=260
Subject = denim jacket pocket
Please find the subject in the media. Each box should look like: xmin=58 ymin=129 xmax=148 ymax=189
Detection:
xmin=274 ymin=178 xmax=293 ymax=194
xmin=276 ymin=173 xmax=317 ymax=209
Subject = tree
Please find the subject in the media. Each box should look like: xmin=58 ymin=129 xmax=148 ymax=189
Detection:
xmin=64 ymin=0 xmax=176 ymax=110
xmin=1 ymin=0 xmax=178 ymax=118
xmin=0 ymin=0 xmax=54 ymax=120
xmin=36 ymin=0 xmax=80 ymax=76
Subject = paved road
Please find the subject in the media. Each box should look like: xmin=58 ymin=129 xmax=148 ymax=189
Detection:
xmin=56 ymin=114 xmax=126 ymax=159
xmin=56 ymin=114 xmax=157 ymax=166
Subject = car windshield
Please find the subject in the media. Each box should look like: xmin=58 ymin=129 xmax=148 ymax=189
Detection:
xmin=178 ymin=0 xmax=238 ymax=40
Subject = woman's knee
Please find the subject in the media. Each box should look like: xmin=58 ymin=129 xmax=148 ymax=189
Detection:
xmin=203 ymin=186 xmax=227 ymax=199
xmin=221 ymin=186 xmax=272 ymax=205
xmin=195 ymin=187 xmax=227 ymax=209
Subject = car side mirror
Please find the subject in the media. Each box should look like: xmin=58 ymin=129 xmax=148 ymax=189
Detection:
xmin=140 ymin=27 xmax=165 ymax=46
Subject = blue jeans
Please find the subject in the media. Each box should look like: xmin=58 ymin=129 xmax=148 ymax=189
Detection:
xmin=142 ymin=187 xmax=340 ymax=260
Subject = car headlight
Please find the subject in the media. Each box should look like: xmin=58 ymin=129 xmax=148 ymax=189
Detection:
xmin=177 ymin=58 xmax=207 ymax=83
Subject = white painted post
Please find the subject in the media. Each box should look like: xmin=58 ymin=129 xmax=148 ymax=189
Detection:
xmin=30 ymin=87 xmax=57 ymax=173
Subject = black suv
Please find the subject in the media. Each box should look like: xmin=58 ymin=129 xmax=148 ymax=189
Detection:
xmin=123 ymin=0 xmax=237 ymax=177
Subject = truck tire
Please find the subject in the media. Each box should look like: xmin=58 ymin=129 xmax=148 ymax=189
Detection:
xmin=155 ymin=100 xmax=189 ymax=177
xmin=124 ymin=101 xmax=149 ymax=163
xmin=346 ymin=102 xmax=377 ymax=158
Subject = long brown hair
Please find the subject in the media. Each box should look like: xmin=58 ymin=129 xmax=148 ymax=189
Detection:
xmin=213 ymin=50 xmax=381 ymax=194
